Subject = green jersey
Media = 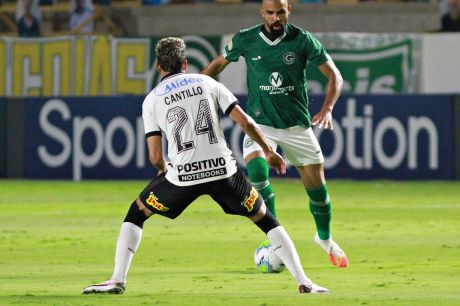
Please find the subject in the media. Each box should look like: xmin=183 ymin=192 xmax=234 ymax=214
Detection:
xmin=223 ymin=24 xmax=328 ymax=129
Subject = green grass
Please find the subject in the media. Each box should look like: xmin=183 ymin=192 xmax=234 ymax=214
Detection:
xmin=0 ymin=179 xmax=459 ymax=305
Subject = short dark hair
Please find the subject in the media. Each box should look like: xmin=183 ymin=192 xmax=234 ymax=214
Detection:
xmin=155 ymin=37 xmax=186 ymax=73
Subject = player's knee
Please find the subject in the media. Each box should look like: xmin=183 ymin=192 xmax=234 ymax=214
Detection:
xmin=247 ymin=157 xmax=269 ymax=182
xmin=249 ymin=202 xmax=266 ymax=222
xmin=123 ymin=200 xmax=150 ymax=229
xmin=253 ymin=210 xmax=280 ymax=234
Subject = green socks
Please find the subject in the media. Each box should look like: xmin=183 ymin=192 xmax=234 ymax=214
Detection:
xmin=307 ymin=184 xmax=331 ymax=240
xmin=246 ymin=156 xmax=332 ymax=239
xmin=246 ymin=157 xmax=277 ymax=219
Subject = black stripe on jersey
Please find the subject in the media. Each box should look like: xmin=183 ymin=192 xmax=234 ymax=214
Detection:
xmin=225 ymin=101 xmax=239 ymax=116
xmin=146 ymin=131 xmax=162 ymax=138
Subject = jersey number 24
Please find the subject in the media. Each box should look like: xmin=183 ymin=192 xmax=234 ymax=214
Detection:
xmin=167 ymin=99 xmax=218 ymax=153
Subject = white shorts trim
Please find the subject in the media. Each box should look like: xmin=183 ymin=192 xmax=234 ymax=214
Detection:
xmin=242 ymin=125 xmax=324 ymax=166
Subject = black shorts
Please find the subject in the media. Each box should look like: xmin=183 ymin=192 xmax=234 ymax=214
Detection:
xmin=138 ymin=167 xmax=263 ymax=219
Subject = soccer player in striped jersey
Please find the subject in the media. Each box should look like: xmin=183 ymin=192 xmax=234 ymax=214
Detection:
xmin=202 ymin=0 xmax=348 ymax=268
xmin=82 ymin=37 xmax=329 ymax=295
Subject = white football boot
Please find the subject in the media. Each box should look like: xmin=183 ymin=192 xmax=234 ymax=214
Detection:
xmin=299 ymin=282 xmax=330 ymax=293
xmin=82 ymin=280 xmax=126 ymax=294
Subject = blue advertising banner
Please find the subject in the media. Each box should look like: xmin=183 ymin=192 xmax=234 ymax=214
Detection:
xmin=25 ymin=97 xmax=149 ymax=180
xmin=24 ymin=95 xmax=454 ymax=180
xmin=307 ymin=94 xmax=454 ymax=179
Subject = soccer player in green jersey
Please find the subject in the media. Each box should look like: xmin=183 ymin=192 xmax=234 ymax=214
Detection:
xmin=202 ymin=0 xmax=348 ymax=268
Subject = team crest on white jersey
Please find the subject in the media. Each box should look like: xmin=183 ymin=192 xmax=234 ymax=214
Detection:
xmin=283 ymin=52 xmax=295 ymax=65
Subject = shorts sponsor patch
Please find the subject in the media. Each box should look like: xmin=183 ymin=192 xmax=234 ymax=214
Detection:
xmin=146 ymin=193 xmax=169 ymax=212
xmin=242 ymin=187 xmax=258 ymax=212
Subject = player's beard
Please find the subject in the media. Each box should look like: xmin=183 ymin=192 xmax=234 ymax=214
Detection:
xmin=269 ymin=21 xmax=285 ymax=37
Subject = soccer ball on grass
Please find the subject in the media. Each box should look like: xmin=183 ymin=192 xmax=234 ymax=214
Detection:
xmin=254 ymin=240 xmax=285 ymax=273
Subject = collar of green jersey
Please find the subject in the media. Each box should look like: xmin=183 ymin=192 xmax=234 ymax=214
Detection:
xmin=259 ymin=24 xmax=289 ymax=46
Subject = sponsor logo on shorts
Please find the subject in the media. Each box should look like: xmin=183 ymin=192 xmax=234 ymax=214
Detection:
xmin=244 ymin=138 xmax=255 ymax=148
xmin=242 ymin=187 xmax=258 ymax=212
xmin=146 ymin=193 xmax=169 ymax=212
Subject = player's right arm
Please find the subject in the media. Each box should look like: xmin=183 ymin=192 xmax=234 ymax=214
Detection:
xmin=201 ymin=55 xmax=230 ymax=79
xmin=202 ymin=32 xmax=242 ymax=79
xmin=229 ymin=105 xmax=286 ymax=175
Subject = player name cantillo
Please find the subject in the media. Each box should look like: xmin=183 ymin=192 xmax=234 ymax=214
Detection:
xmin=164 ymin=86 xmax=203 ymax=105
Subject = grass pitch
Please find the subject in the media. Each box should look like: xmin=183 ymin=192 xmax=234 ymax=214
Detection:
xmin=0 ymin=179 xmax=459 ymax=305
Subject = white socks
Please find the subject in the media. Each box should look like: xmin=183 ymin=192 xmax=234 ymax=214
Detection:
xmin=267 ymin=226 xmax=311 ymax=286
xmin=108 ymin=223 xmax=311 ymax=287
xmin=110 ymin=222 xmax=143 ymax=284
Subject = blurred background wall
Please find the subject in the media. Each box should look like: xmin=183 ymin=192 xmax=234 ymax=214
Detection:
xmin=1 ymin=0 xmax=459 ymax=180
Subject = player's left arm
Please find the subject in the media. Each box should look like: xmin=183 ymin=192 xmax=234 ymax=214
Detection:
xmin=311 ymin=56 xmax=343 ymax=130
xmin=146 ymin=135 xmax=167 ymax=174
xmin=201 ymin=55 xmax=230 ymax=79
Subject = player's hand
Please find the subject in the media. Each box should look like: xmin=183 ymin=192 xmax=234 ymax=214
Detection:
xmin=265 ymin=151 xmax=286 ymax=175
xmin=311 ymin=109 xmax=333 ymax=130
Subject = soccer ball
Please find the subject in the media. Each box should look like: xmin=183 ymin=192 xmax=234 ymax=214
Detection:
xmin=254 ymin=240 xmax=285 ymax=273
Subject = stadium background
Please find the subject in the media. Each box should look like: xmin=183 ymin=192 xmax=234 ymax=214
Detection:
xmin=1 ymin=1 xmax=460 ymax=305
xmin=0 ymin=17 xmax=459 ymax=180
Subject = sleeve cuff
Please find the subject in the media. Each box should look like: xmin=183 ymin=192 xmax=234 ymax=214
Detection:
xmin=145 ymin=131 xmax=162 ymax=138
xmin=224 ymin=101 xmax=239 ymax=116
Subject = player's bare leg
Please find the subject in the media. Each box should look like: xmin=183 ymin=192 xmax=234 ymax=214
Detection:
xmin=249 ymin=204 xmax=329 ymax=293
xmin=82 ymin=198 xmax=151 ymax=294
xmin=296 ymin=163 xmax=348 ymax=268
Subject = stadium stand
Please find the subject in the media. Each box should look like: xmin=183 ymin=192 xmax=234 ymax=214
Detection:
xmin=0 ymin=0 xmax=133 ymax=35
xmin=0 ymin=0 xmax=441 ymax=36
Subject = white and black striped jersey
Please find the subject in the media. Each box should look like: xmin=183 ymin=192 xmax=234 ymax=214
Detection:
xmin=142 ymin=73 xmax=238 ymax=186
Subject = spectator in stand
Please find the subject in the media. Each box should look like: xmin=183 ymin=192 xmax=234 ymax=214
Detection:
xmin=69 ymin=0 xmax=94 ymax=34
xmin=16 ymin=0 xmax=41 ymax=37
xmin=441 ymin=0 xmax=460 ymax=31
